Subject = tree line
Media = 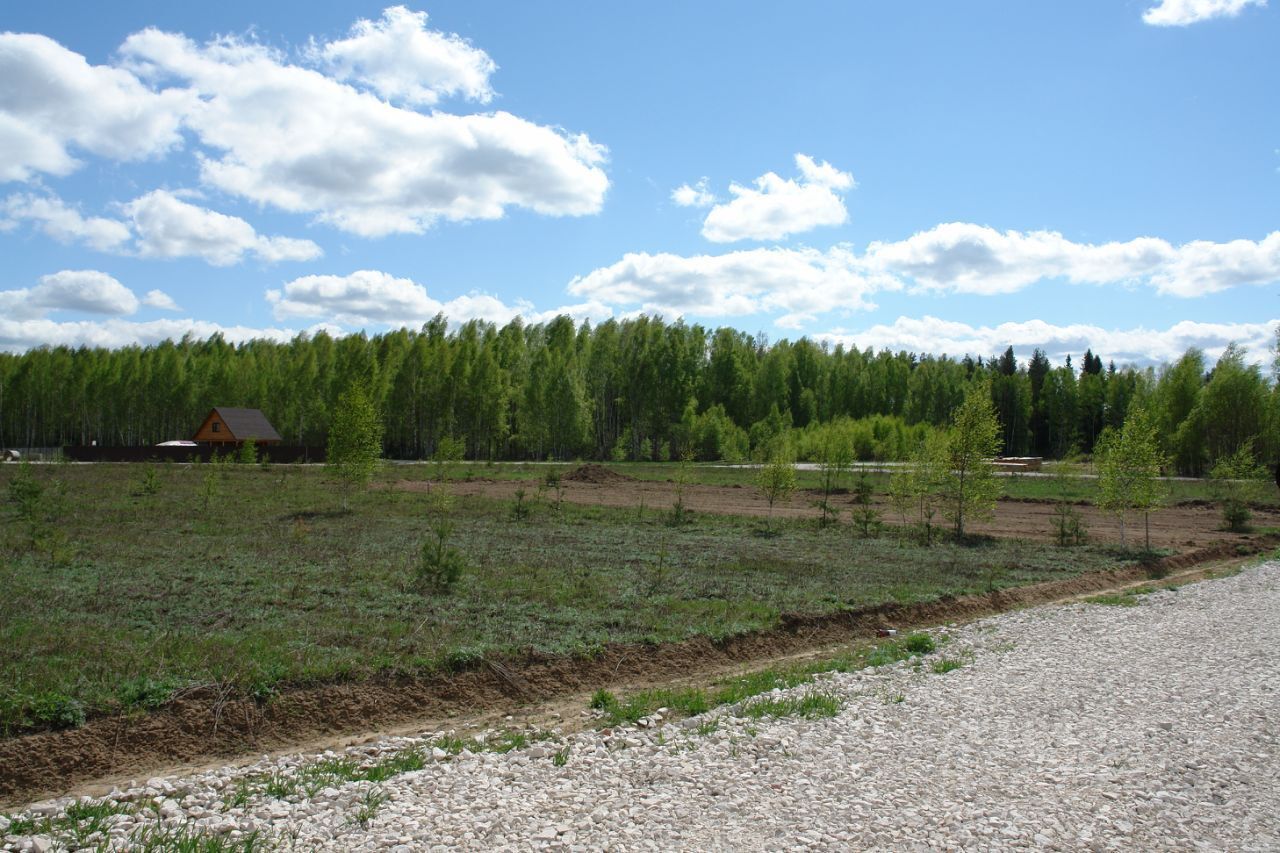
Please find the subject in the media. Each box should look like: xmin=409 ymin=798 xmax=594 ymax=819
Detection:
xmin=0 ymin=314 xmax=1275 ymax=475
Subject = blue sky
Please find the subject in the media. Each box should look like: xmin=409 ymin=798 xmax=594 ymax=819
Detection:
xmin=1 ymin=0 xmax=1277 ymax=365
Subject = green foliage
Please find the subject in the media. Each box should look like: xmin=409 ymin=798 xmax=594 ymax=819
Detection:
xmin=417 ymin=522 xmax=467 ymax=594
xmin=432 ymin=435 xmax=466 ymax=483
xmin=29 ymin=692 xmax=86 ymax=730
xmin=738 ymin=691 xmax=842 ymax=720
xmin=902 ymin=632 xmax=936 ymax=654
xmin=849 ymin=470 xmax=881 ymax=538
xmin=7 ymin=460 xmax=42 ymax=516
xmin=1097 ymin=405 xmax=1167 ymax=548
xmin=237 ymin=438 xmax=258 ymax=465
xmin=327 ymin=380 xmax=383 ymax=506
xmin=1209 ymin=444 xmax=1268 ymax=532
xmin=137 ymin=464 xmax=161 ymax=496
xmin=755 ymin=451 xmax=797 ymax=533
xmin=943 ymin=381 xmax=1003 ymax=538
xmin=931 ymin=658 xmax=965 ymax=674
xmin=813 ymin=425 xmax=852 ymax=527
xmin=1050 ymin=467 xmax=1088 ymax=546
xmin=509 ymin=486 xmax=530 ymax=521
xmin=544 ymin=468 xmax=566 ymax=512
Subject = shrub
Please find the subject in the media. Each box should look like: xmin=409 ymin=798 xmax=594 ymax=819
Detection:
xmin=31 ymin=692 xmax=87 ymax=730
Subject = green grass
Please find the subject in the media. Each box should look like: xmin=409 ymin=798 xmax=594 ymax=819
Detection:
xmin=1084 ymin=584 xmax=1166 ymax=607
xmin=930 ymin=658 xmax=965 ymax=674
xmin=0 ymin=463 xmax=1138 ymax=735
xmin=738 ymin=691 xmax=843 ymax=720
xmin=3 ymin=799 xmax=137 ymax=848
xmin=1083 ymin=593 xmax=1142 ymax=607
xmin=589 ymin=632 xmax=939 ymax=727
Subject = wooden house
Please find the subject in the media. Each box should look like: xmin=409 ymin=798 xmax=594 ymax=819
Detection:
xmin=193 ymin=407 xmax=283 ymax=446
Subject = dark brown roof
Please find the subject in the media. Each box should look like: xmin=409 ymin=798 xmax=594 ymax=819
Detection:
xmin=212 ymin=407 xmax=282 ymax=442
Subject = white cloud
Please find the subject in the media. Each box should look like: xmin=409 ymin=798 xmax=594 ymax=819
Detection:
xmin=311 ymin=6 xmax=496 ymax=106
xmin=816 ymin=316 xmax=1279 ymax=367
xmin=700 ymin=154 xmax=855 ymax=243
xmin=861 ymin=222 xmax=1280 ymax=297
xmin=118 ymin=27 xmax=608 ymax=237
xmin=0 ymin=32 xmax=192 ymax=182
xmin=267 ymin=269 xmax=613 ymax=329
xmin=122 ymin=190 xmax=322 ymax=265
xmin=0 ymin=270 xmax=139 ymax=320
xmin=671 ymin=178 xmax=715 ymax=208
xmin=1143 ymin=0 xmax=1266 ymax=26
xmin=0 ymin=316 xmax=304 ymax=353
xmin=1 ymin=193 xmax=131 ymax=251
xmin=567 ymin=224 xmax=1280 ymax=332
xmin=143 ymin=289 xmax=181 ymax=311
xmin=566 ymin=246 xmax=882 ymax=329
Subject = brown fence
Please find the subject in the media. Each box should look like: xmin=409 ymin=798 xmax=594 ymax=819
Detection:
xmin=61 ymin=445 xmax=326 ymax=464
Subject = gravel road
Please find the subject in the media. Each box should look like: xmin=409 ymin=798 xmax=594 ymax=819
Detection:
xmin=5 ymin=560 xmax=1278 ymax=851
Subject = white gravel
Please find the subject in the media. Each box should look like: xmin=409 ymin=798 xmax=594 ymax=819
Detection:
xmin=5 ymin=560 xmax=1279 ymax=852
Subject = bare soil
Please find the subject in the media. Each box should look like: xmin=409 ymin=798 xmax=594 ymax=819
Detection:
xmin=437 ymin=477 xmax=1280 ymax=551
xmin=2 ymin=536 xmax=1272 ymax=809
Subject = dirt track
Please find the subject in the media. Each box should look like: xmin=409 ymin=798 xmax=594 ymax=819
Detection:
xmin=433 ymin=475 xmax=1279 ymax=551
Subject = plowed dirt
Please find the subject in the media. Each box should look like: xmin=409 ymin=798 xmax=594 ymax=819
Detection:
xmin=432 ymin=477 xmax=1279 ymax=550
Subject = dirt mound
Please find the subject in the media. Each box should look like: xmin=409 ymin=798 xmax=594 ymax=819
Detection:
xmin=562 ymin=464 xmax=635 ymax=484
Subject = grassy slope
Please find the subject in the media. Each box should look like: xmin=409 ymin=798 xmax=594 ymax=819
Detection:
xmin=1 ymin=462 xmax=1136 ymax=734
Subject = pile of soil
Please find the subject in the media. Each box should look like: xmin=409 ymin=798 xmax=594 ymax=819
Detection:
xmin=562 ymin=464 xmax=636 ymax=484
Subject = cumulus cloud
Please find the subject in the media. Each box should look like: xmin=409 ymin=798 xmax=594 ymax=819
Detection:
xmin=699 ymin=154 xmax=855 ymax=243
xmin=0 ymin=32 xmax=191 ymax=182
xmin=1143 ymin=0 xmax=1266 ymax=26
xmin=267 ymin=269 xmax=611 ymax=328
xmin=0 ymin=270 xmax=139 ymax=320
xmin=671 ymin=178 xmax=715 ymax=208
xmin=862 ymin=222 xmax=1280 ymax=297
xmin=1 ymin=193 xmax=131 ymax=251
xmin=117 ymin=26 xmax=607 ymax=237
xmin=122 ymin=190 xmax=322 ymax=265
xmin=816 ymin=315 xmax=1280 ymax=367
xmin=142 ymin=289 xmax=181 ymax=311
xmin=567 ymin=224 xmax=1280 ymax=331
xmin=567 ymin=246 xmax=882 ymax=329
xmin=311 ymin=5 xmax=496 ymax=106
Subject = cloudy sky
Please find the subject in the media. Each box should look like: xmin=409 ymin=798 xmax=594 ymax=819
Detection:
xmin=2 ymin=1 xmax=1277 ymax=364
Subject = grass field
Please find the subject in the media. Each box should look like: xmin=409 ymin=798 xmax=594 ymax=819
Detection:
xmin=1 ymin=461 xmax=1146 ymax=735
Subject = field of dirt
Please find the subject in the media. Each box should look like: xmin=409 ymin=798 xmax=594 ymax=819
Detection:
xmin=433 ymin=473 xmax=1280 ymax=551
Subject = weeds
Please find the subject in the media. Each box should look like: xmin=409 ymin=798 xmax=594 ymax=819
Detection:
xmin=351 ymin=787 xmax=386 ymax=828
xmin=130 ymin=822 xmax=265 ymax=851
xmin=738 ymin=691 xmax=842 ymax=720
xmin=695 ymin=718 xmax=720 ymax=736
xmin=510 ymin=486 xmax=530 ymax=521
xmin=930 ymin=658 xmax=965 ymax=674
xmin=588 ymin=632 xmax=938 ymax=727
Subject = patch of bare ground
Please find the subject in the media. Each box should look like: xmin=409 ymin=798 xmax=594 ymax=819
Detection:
xmin=2 ymin=536 xmax=1273 ymax=808
xmin=435 ymin=477 xmax=1280 ymax=550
